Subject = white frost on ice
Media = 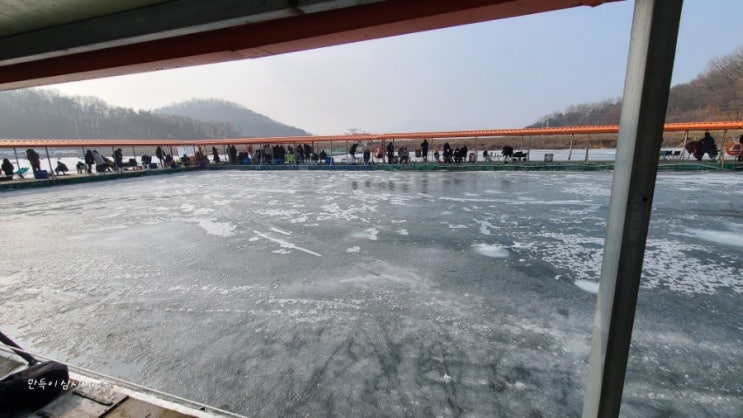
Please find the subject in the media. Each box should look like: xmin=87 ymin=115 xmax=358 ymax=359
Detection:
xmin=253 ymin=231 xmax=322 ymax=256
xmin=448 ymin=224 xmax=468 ymax=229
xmin=474 ymin=244 xmax=509 ymax=258
xmin=346 ymin=246 xmax=360 ymax=253
xmin=269 ymin=226 xmax=291 ymax=235
xmin=254 ymin=208 xmax=301 ymax=217
xmin=198 ymin=219 xmax=236 ymax=237
xmin=391 ymin=220 xmax=407 ymax=224
xmin=686 ymin=229 xmax=743 ymax=248
xmin=642 ymin=238 xmax=741 ymax=294
xmin=397 ymin=229 xmax=409 ymax=236
xmin=474 ymin=219 xmax=495 ymax=235
xmin=439 ymin=197 xmax=498 ymax=203
xmin=353 ymin=228 xmax=378 ymax=241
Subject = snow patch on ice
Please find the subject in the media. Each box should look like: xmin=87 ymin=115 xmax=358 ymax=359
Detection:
xmin=448 ymin=224 xmax=468 ymax=229
xmin=397 ymin=229 xmax=409 ymax=235
xmin=474 ymin=244 xmax=509 ymax=258
xmin=346 ymin=246 xmax=360 ymax=253
xmin=574 ymin=279 xmax=599 ymax=294
xmin=185 ymin=219 xmax=236 ymax=237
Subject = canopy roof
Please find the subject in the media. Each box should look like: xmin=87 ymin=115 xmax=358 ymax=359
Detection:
xmin=0 ymin=0 xmax=620 ymax=91
xmin=0 ymin=121 xmax=740 ymax=149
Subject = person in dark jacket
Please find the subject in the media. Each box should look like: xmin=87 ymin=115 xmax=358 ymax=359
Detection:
xmin=700 ymin=131 xmax=717 ymax=160
xmin=349 ymin=143 xmax=358 ymax=164
xmin=386 ymin=142 xmax=395 ymax=164
xmin=228 ymin=145 xmax=237 ymax=164
xmin=2 ymin=158 xmax=13 ymax=177
xmin=113 ymin=148 xmax=123 ymax=170
xmin=421 ymin=139 xmax=429 ymax=162
xmin=155 ymin=146 xmax=164 ymax=167
xmin=84 ymin=150 xmax=94 ymax=173
xmin=26 ymin=149 xmax=41 ymax=171
xmin=55 ymin=160 xmax=69 ymax=175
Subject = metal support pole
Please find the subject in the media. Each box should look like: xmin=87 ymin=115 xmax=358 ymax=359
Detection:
xmin=682 ymin=130 xmax=688 ymax=159
xmin=568 ymin=134 xmax=574 ymax=161
xmin=475 ymin=137 xmax=479 ymax=163
xmin=44 ymin=147 xmax=56 ymax=179
xmin=527 ymin=136 xmax=532 ymax=161
xmin=720 ymin=129 xmax=727 ymax=167
xmin=13 ymin=147 xmax=20 ymax=169
xmin=582 ymin=1 xmax=683 ymax=417
xmin=584 ymin=137 xmax=590 ymax=162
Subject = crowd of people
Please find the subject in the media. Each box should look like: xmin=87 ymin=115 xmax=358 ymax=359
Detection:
xmin=3 ymin=134 xmax=742 ymax=182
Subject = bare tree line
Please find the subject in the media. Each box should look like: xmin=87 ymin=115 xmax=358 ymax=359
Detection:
xmin=529 ymin=46 xmax=743 ymax=128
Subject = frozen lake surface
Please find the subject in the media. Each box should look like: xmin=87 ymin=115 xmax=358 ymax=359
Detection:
xmin=1 ymin=170 xmax=741 ymax=417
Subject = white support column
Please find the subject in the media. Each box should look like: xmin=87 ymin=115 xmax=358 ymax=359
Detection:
xmin=568 ymin=134 xmax=574 ymax=161
xmin=582 ymin=1 xmax=683 ymax=417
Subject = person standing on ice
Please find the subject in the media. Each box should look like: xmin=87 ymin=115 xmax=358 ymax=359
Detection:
xmin=26 ymin=149 xmax=41 ymax=171
xmin=91 ymin=150 xmax=106 ymax=172
xmin=421 ymin=139 xmax=429 ymax=162
xmin=84 ymin=150 xmax=94 ymax=173
xmin=155 ymin=146 xmax=164 ymax=167
xmin=349 ymin=143 xmax=358 ymax=164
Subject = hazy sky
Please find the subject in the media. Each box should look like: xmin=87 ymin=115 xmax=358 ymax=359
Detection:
xmin=45 ymin=0 xmax=743 ymax=135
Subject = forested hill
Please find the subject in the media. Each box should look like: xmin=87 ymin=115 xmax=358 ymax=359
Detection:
xmin=154 ymin=99 xmax=310 ymax=137
xmin=0 ymin=90 xmax=309 ymax=139
xmin=528 ymin=46 xmax=743 ymax=128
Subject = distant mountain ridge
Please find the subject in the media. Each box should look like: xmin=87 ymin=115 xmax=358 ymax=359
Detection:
xmin=154 ymin=99 xmax=311 ymax=137
xmin=0 ymin=90 xmax=311 ymax=140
